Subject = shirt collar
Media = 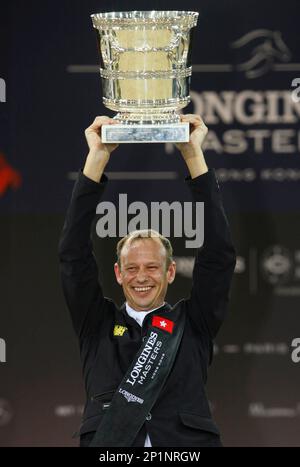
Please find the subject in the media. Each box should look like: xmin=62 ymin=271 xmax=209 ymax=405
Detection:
xmin=125 ymin=302 xmax=166 ymax=327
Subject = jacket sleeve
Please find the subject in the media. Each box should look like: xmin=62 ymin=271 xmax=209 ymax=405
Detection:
xmin=184 ymin=168 xmax=236 ymax=339
xmin=58 ymin=170 xmax=108 ymax=338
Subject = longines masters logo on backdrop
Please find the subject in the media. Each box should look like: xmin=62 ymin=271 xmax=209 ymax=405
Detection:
xmin=67 ymin=27 xmax=300 ymax=185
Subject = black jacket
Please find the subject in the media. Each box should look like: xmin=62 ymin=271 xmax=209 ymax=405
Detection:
xmin=58 ymin=168 xmax=236 ymax=447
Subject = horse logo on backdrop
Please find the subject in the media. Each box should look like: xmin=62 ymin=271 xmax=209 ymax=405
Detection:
xmin=0 ymin=153 xmax=22 ymax=196
xmin=231 ymin=29 xmax=292 ymax=79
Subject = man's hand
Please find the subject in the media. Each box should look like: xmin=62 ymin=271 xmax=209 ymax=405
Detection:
xmin=175 ymin=114 xmax=208 ymax=157
xmin=85 ymin=115 xmax=119 ymax=156
xmin=175 ymin=114 xmax=209 ymax=179
xmin=83 ymin=116 xmax=119 ymax=183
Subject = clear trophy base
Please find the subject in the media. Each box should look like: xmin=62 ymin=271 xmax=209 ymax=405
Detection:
xmin=101 ymin=122 xmax=189 ymax=144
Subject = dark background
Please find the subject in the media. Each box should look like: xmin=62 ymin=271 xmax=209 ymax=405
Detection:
xmin=0 ymin=0 xmax=300 ymax=446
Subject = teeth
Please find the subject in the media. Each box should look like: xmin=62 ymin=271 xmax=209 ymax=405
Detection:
xmin=134 ymin=287 xmax=152 ymax=292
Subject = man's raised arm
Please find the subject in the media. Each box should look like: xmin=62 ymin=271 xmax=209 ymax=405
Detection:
xmin=58 ymin=116 xmax=119 ymax=338
xmin=176 ymin=114 xmax=236 ymax=340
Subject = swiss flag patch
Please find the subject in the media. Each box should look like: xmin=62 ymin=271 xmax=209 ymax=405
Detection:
xmin=152 ymin=315 xmax=174 ymax=334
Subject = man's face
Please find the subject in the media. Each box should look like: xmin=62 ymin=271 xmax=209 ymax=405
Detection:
xmin=114 ymin=238 xmax=176 ymax=311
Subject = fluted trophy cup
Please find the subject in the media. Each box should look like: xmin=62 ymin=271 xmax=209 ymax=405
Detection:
xmin=91 ymin=11 xmax=199 ymax=143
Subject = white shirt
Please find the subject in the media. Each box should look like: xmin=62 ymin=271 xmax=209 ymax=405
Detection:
xmin=125 ymin=302 xmax=165 ymax=448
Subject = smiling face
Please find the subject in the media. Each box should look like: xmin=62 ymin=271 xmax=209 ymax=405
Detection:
xmin=114 ymin=237 xmax=176 ymax=311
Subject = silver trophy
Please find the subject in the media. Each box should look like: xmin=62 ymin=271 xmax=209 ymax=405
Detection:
xmin=91 ymin=11 xmax=199 ymax=143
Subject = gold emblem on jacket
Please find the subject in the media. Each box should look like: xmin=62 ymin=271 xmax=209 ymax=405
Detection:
xmin=113 ymin=325 xmax=128 ymax=336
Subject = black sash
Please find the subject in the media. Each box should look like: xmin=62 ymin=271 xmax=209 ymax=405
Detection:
xmin=89 ymin=303 xmax=185 ymax=447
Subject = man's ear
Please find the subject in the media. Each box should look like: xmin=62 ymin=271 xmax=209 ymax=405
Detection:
xmin=167 ymin=260 xmax=176 ymax=284
xmin=114 ymin=262 xmax=123 ymax=285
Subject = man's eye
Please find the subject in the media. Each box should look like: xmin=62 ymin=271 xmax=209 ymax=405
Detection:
xmin=148 ymin=266 xmax=157 ymax=270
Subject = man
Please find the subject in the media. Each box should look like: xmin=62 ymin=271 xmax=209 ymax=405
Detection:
xmin=58 ymin=114 xmax=236 ymax=447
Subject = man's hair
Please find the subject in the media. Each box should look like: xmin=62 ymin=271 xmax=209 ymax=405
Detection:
xmin=116 ymin=229 xmax=173 ymax=270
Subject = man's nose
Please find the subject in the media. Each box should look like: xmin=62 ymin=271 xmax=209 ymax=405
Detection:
xmin=136 ymin=268 xmax=148 ymax=282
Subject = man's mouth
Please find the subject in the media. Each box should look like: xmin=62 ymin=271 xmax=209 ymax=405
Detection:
xmin=132 ymin=286 xmax=153 ymax=293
